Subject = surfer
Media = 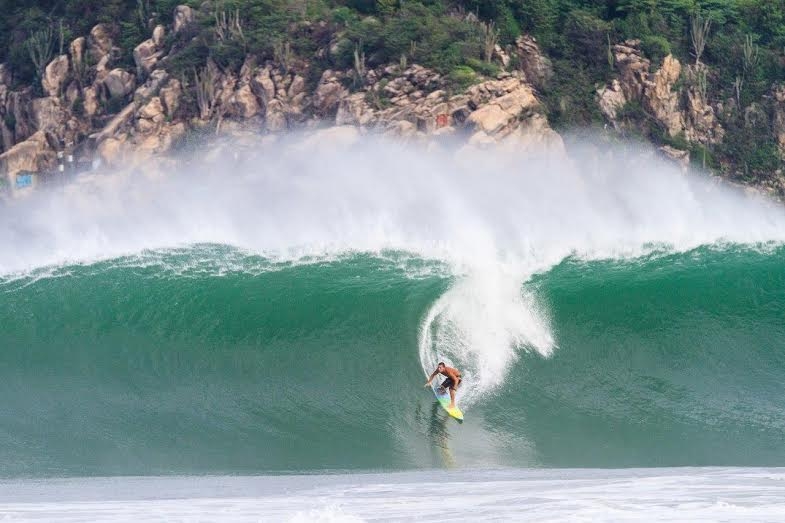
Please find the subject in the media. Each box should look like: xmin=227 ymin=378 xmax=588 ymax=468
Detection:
xmin=424 ymin=362 xmax=462 ymax=409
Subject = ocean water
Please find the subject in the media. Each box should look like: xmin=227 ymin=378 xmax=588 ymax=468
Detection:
xmin=1 ymin=136 xmax=785 ymax=520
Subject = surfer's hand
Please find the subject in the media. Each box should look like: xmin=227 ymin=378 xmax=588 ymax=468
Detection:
xmin=424 ymin=382 xmax=430 ymax=388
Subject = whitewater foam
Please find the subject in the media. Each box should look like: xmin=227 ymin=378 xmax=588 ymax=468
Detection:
xmin=418 ymin=272 xmax=555 ymax=405
xmin=2 ymin=469 xmax=785 ymax=522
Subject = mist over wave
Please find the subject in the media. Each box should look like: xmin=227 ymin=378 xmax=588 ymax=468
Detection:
xmin=2 ymin=133 xmax=784 ymax=276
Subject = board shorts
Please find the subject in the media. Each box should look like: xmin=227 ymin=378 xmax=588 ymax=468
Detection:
xmin=440 ymin=376 xmax=462 ymax=391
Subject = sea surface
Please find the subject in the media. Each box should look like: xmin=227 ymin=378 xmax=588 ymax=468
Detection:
xmin=1 ymin=137 xmax=785 ymax=520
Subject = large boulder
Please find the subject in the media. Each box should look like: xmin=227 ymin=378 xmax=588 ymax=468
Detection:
xmin=82 ymin=86 xmax=100 ymax=117
xmin=265 ymin=99 xmax=288 ymax=131
xmin=173 ymin=5 xmax=195 ymax=34
xmin=313 ymin=70 xmax=348 ymax=117
xmin=133 ymin=39 xmax=162 ymax=76
xmin=250 ymin=66 xmax=276 ymax=105
xmin=597 ymin=79 xmax=627 ymax=123
xmin=466 ymin=78 xmax=538 ymax=136
xmin=92 ymin=102 xmax=135 ymax=143
xmin=613 ymin=40 xmax=650 ymax=101
xmin=336 ymin=93 xmax=375 ymax=126
xmin=136 ymin=97 xmax=166 ymax=134
xmin=88 ymin=24 xmax=113 ymax=62
xmin=494 ymin=44 xmax=511 ymax=69
xmin=134 ymin=121 xmax=186 ymax=158
xmin=215 ymin=71 xmax=238 ymax=115
xmin=69 ymin=37 xmax=86 ymax=69
xmin=228 ymin=84 xmax=260 ymax=119
xmin=159 ymin=79 xmax=182 ymax=118
xmin=42 ymin=55 xmax=70 ymax=97
xmin=4 ymin=91 xmax=35 ymax=145
xmin=31 ymin=97 xmax=67 ymax=132
xmin=103 ymin=68 xmax=135 ymax=100
xmin=0 ymin=131 xmax=55 ymax=180
xmin=288 ymin=75 xmax=306 ymax=98
xmin=139 ymin=96 xmax=165 ymax=121
xmin=683 ymin=65 xmax=723 ymax=145
xmin=134 ymin=69 xmax=169 ymax=102
xmin=645 ymin=54 xmax=684 ymax=136
xmin=515 ymin=35 xmax=553 ymax=90
xmin=152 ymin=25 xmax=166 ymax=47
xmin=65 ymin=80 xmax=80 ymax=108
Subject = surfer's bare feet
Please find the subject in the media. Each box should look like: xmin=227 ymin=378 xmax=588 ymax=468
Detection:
xmin=449 ymin=404 xmax=455 ymax=409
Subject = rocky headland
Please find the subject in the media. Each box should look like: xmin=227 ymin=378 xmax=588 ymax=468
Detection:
xmin=2 ymin=5 xmax=785 ymax=199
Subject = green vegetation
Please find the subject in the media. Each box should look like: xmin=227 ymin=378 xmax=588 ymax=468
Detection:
xmin=1 ymin=1 xmax=784 ymax=180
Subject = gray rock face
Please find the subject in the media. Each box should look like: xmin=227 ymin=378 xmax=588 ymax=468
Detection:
xmin=152 ymin=25 xmax=166 ymax=47
xmin=683 ymin=65 xmax=724 ymax=145
xmin=3 ymin=91 xmax=35 ymax=147
xmin=31 ymin=97 xmax=67 ymax=132
xmin=173 ymin=5 xmax=195 ymax=34
xmin=134 ymin=69 xmax=169 ymax=102
xmin=103 ymin=69 xmax=135 ymax=100
xmin=133 ymin=39 xmax=162 ymax=76
xmin=598 ymin=39 xmax=723 ymax=145
xmin=250 ymin=66 xmax=276 ymax=105
xmin=228 ymin=84 xmax=260 ymax=119
xmin=88 ymin=24 xmax=113 ymax=62
xmin=159 ymin=79 xmax=182 ymax=118
xmin=597 ymin=79 xmax=627 ymax=123
xmin=0 ymin=131 xmax=55 ymax=181
xmin=515 ymin=35 xmax=553 ymax=89
xmin=69 ymin=37 xmax=86 ymax=69
xmin=42 ymin=55 xmax=70 ymax=97
xmin=82 ymin=86 xmax=100 ymax=117
xmin=313 ymin=70 xmax=348 ymax=116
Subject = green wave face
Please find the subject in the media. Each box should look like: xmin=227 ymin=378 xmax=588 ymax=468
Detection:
xmin=2 ymin=244 xmax=785 ymax=476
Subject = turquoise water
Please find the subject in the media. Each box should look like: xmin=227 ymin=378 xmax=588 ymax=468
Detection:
xmin=2 ymin=244 xmax=784 ymax=476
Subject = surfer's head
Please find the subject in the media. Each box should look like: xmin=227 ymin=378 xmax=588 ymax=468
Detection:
xmin=437 ymin=362 xmax=445 ymax=371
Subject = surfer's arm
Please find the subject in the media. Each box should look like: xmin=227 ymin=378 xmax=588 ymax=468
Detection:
xmin=424 ymin=369 xmax=439 ymax=387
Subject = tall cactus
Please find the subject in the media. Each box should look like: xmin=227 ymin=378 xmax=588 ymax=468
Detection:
xmin=26 ymin=26 xmax=55 ymax=81
xmin=690 ymin=13 xmax=711 ymax=66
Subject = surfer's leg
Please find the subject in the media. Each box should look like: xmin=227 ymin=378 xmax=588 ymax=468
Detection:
xmin=439 ymin=378 xmax=453 ymax=394
xmin=447 ymin=378 xmax=461 ymax=408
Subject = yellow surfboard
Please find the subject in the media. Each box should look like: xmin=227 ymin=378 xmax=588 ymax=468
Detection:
xmin=432 ymin=384 xmax=464 ymax=421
